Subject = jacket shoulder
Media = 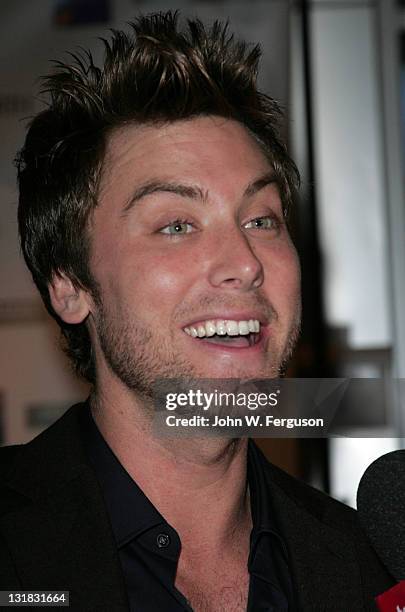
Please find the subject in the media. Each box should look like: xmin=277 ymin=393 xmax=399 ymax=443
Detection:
xmin=0 ymin=402 xmax=89 ymax=514
xmin=0 ymin=444 xmax=23 ymax=469
xmin=255 ymin=444 xmax=356 ymax=523
xmin=253 ymin=444 xmax=394 ymax=601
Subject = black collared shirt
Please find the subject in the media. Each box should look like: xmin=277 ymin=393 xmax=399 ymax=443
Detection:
xmin=82 ymin=408 xmax=293 ymax=611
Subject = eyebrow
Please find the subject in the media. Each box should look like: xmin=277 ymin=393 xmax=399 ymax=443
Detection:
xmin=244 ymin=171 xmax=277 ymax=198
xmin=121 ymin=171 xmax=277 ymax=216
xmin=122 ymin=181 xmax=208 ymax=215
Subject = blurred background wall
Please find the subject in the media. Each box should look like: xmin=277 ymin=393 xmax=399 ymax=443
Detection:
xmin=0 ymin=0 xmax=404 ymax=508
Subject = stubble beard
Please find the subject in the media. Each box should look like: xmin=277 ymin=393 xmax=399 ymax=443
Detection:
xmin=94 ymin=296 xmax=301 ymax=402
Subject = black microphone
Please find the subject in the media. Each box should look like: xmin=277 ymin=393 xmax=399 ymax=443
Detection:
xmin=357 ymin=449 xmax=405 ymax=582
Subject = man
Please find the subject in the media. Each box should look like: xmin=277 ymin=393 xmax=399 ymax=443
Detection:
xmin=0 ymin=12 xmax=393 ymax=611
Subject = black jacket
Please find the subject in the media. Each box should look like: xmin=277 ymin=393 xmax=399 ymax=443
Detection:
xmin=0 ymin=403 xmax=394 ymax=611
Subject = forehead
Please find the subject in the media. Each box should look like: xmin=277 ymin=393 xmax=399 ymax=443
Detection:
xmin=99 ymin=116 xmax=273 ymax=202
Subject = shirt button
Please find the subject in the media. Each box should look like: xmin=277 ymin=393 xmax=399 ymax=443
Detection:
xmin=156 ymin=533 xmax=170 ymax=548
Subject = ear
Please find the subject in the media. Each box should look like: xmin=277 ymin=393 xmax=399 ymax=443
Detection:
xmin=48 ymin=273 xmax=92 ymax=325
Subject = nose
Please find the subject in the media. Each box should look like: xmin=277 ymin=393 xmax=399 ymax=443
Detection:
xmin=208 ymin=226 xmax=264 ymax=291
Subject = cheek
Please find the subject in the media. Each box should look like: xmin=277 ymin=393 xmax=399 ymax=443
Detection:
xmin=115 ymin=249 xmax=196 ymax=308
xmin=144 ymin=254 xmax=191 ymax=291
xmin=263 ymin=243 xmax=301 ymax=308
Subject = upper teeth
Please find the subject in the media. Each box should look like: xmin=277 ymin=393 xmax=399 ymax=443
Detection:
xmin=184 ymin=319 xmax=260 ymax=338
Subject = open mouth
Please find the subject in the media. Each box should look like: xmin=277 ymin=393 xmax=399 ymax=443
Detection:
xmin=183 ymin=319 xmax=262 ymax=349
xmin=196 ymin=333 xmax=259 ymax=348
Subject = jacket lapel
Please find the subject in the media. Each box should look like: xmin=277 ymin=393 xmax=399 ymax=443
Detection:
xmin=270 ymin=484 xmax=363 ymax=610
xmin=252 ymin=440 xmax=387 ymax=612
xmin=0 ymin=404 xmax=128 ymax=611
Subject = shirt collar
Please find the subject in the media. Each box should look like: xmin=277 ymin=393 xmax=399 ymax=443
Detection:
xmin=82 ymin=406 xmax=167 ymax=547
xmin=247 ymin=439 xmax=284 ymax=539
xmin=83 ymin=405 xmax=284 ymax=549
xmin=247 ymin=440 xmax=290 ymax=589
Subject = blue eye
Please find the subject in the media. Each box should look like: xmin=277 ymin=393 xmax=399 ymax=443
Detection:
xmin=244 ymin=216 xmax=279 ymax=230
xmin=160 ymin=221 xmax=194 ymax=235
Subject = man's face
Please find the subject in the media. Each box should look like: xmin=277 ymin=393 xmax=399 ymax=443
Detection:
xmin=88 ymin=117 xmax=301 ymax=395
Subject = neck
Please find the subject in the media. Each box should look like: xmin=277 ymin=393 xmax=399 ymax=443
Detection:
xmin=90 ymin=385 xmax=252 ymax=555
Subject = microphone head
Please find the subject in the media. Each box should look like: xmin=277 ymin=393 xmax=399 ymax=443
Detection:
xmin=357 ymin=450 xmax=405 ymax=581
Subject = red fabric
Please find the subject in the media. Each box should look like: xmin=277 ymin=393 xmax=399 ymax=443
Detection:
xmin=376 ymin=581 xmax=405 ymax=611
